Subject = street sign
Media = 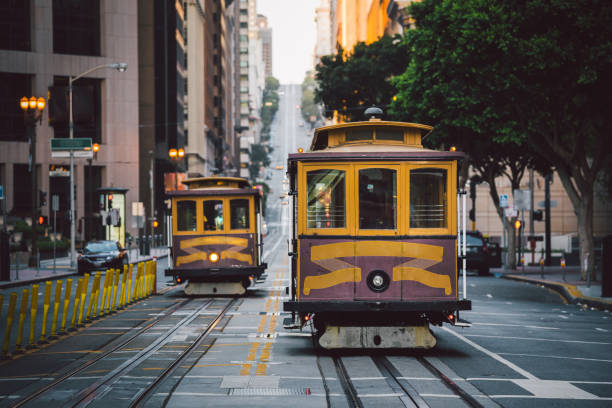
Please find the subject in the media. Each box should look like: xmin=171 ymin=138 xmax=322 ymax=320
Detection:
xmin=52 ymin=195 xmax=59 ymax=211
xmin=527 ymin=235 xmax=544 ymax=241
xmin=50 ymin=138 xmax=93 ymax=159
xmin=513 ymin=189 xmax=531 ymax=210
xmin=499 ymin=194 xmax=509 ymax=208
xmin=504 ymin=207 xmax=518 ymax=218
xmin=537 ymin=200 xmax=557 ymax=208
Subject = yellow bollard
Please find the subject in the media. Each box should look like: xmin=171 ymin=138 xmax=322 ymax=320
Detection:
xmin=14 ymin=288 xmax=29 ymax=353
xmin=59 ymin=279 xmax=72 ymax=334
xmin=138 ymin=262 xmax=144 ymax=299
xmin=70 ymin=278 xmax=83 ymax=330
xmin=78 ymin=273 xmax=90 ymax=325
xmin=105 ymin=269 xmax=114 ymax=313
xmin=133 ymin=264 xmax=140 ymax=301
xmin=86 ymin=273 xmax=99 ymax=321
xmin=152 ymin=260 xmax=157 ymax=295
xmin=120 ymin=265 xmax=128 ymax=308
xmin=50 ymin=281 xmax=63 ymax=338
xmin=111 ymin=268 xmax=120 ymax=311
xmin=127 ymin=263 xmax=134 ymax=303
xmin=39 ymin=281 xmax=52 ymax=343
xmin=92 ymin=272 xmax=102 ymax=319
xmin=99 ymin=271 xmax=109 ymax=317
xmin=27 ymin=284 xmax=39 ymax=348
xmin=2 ymin=293 xmax=18 ymax=358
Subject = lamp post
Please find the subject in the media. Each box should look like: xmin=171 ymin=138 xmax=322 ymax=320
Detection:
xmin=20 ymin=96 xmax=46 ymax=267
xmin=68 ymin=62 xmax=127 ymax=267
xmin=85 ymin=143 xmax=100 ymax=241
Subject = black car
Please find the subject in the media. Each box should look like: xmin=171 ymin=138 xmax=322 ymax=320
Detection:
xmin=77 ymin=240 xmax=128 ymax=275
xmin=459 ymin=231 xmax=490 ymax=276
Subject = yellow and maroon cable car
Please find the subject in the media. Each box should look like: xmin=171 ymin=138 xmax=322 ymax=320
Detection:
xmin=165 ymin=177 xmax=267 ymax=295
xmin=283 ymin=107 xmax=471 ymax=349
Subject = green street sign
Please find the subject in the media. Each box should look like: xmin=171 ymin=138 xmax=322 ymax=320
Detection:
xmin=50 ymin=138 xmax=93 ymax=158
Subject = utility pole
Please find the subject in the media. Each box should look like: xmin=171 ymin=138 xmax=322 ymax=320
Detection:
xmin=545 ymin=173 xmax=552 ymax=265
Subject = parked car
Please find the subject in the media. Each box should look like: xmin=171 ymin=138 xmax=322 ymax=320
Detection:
xmin=459 ymin=231 xmax=490 ymax=276
xmin=77 ymin=240 xmax=128 ymax=275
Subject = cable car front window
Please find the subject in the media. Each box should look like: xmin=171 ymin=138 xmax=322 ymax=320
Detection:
xmin=230 ymin=199 xmax=250 ymax=230
xmin=306 ymin=169 xmax=345 ymax=229
xmin=177 ymin=200 xmax=197 ymax=232
xmin=203 ymin=200 xmax=224 ymax=231
xmin=358 ymin=168 xmax=397 ymax=229
xmin=410 ymin=168 xmax=447 ymax=228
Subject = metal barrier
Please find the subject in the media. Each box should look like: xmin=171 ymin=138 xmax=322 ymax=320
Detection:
xmin=0 ymin=259 xmax=159 ymax=359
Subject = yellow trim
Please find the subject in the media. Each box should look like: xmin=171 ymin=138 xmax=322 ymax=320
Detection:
xmin=180 ymin=236 xmax=248 ymax=249
xmin=311 ymin=241 xmax=442 ymax=261
xmin=392 ymin=267 xmax=452 ymax=295
xmin=221 ymin=250 xmax=253 ymax=264
xmin=303 ymin=268 xmax=361 ymax=295
xmin=176 ymin=251 xmax=208 ymax=266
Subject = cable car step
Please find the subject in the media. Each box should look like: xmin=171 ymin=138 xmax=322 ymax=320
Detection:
xmin=283 ymin=317 xmax=301 ymax=330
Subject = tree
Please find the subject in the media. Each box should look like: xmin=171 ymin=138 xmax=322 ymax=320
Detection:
xmin=392 ymin=0 xmax=611 ymax=278
xmin=301 ymin=71 xmax=321 ymax=125
xmin=261 ymin=76 xmax=280 ymax=141
xmin=315 ymin=35 xmax=410 ymax=121
xmin=248 ymin=144 xmax=272 ymax=181
xmin=390 ymin=0 xmax=552 ymax=269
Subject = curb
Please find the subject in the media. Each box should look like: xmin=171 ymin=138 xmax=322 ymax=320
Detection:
xmin=502 ymin=274 xmax=612 ymax=311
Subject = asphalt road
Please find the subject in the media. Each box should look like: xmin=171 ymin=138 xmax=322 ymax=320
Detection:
xmin=0 ymin=86 xmax=611 ymax=407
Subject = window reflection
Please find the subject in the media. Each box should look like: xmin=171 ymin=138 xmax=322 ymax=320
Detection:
xmin=358 ymin=168 xmax=397 ymax=229
xmin=230 ymin=199 xmax=250 ymax=230
xmin=203 ymin=200 xmax=224 ymax=231
xmin=177 ymin=200 xmax=196 ymax=232
xmin=306 ymin=170 xmax=345 ymax=228
xmin=410 ymin=169 xmax=447 ymax=228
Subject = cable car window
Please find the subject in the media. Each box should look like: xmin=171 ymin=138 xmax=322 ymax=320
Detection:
xmin=346 ymin=128 xmax=373 ymax=142
xmin=410 ymin=168 xmax=447 ymax=228
xmin=376 ymin=129 xmax=404 ymax=141
xmin=230 ymin=199 xmax=250 ymax=230
xmin=306 ymin=169 xmax=345 ymax=228
xmin=358 ymin=168 xmax=397 ymax=229
xmin=176 ymin=200 xmax=197 ymax=232
xmin=203 ymin=200 xmax=224 ymax=231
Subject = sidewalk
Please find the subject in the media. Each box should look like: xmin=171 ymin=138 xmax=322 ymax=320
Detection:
xmin=0 ymin=247 xmax=169 ymax=289
xmin=493 ymin=265 xmax=612 ymax=311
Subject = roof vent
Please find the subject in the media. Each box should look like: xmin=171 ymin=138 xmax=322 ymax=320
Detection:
xmin=364 ymin=105 xmax=383 ymax=121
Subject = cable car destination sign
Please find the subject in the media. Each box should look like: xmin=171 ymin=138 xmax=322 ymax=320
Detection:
xmin=50 ymin=138 xmax=93 ymax=158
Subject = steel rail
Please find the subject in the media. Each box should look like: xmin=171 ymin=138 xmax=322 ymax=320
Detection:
xmin=9 ymin=296 xmax=192 ymax=408
xmin=417 ymin=356 xmax=484 ymax=408
xmin=332 ymin=355 xmax=363 ymax=408
xmin=373 ymin=356 xmax=429 ymax=408
xmin=129 ymin=297 xmax=238 ymax=407
xmin=69 ymin=299 xmax=216 ymax=407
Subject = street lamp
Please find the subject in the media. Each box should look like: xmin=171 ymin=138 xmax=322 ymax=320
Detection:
xmin=20 ymin=95 xmax=46 ymax=266
xmin=85 ymin=143 xmax=100 ymax=241
xmin=68 ymin=63 xmax=128 ymax=268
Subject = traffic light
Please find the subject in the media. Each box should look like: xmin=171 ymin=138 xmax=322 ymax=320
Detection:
xmin=469 ymin=181 xmax=476 ymax=200
xmin=152 ymin=219 xmax=159 ymax=228
xmin=38 ymin=215 xmax=47 ymax=225
xmin=469 ymin=208 xmax=475 ymax=221
xmin=514 ymin=219 xmax=523 ymax=230
xmin=108 ymin=193 xmax=113 ymax=210
xmin=39 ymin=190 xmax=47 ymax=207
xmin=533 ymin=209 xmax=543 ymax=221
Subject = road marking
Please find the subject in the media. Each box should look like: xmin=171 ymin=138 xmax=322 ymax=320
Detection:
xmin=420 ymin=394 xmax=461 ymax=398
xmin=498 ymin=352 xmax=612 ymax=363
xmin=595 ymin=328 xmax=608 ymax=332
xmin=473 ymin=322 xmax=560 ymax=330
xmin=465 ymin=334 xmax=610 ymax=345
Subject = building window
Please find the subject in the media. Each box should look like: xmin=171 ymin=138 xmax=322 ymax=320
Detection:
xmin=49 ymin=77 xmax=102 ymax=143
xmin=53 ymin=0 xmax=100 ymax=56
xmin=13 ymin=164 xmax=32 ymax=215
xmin=0 ymin=0 xmax=30 ymax=51
xmin=0 ymin=72 xmax=32 ymax=142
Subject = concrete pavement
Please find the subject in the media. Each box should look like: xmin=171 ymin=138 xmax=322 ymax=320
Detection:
xmin=494 ymin=265 xmax=612 ymax=311
xmin=0 ymin=247 xmax=169 ymax=289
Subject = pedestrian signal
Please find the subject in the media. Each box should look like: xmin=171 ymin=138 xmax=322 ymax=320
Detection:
xmin=514 ymin=220 xmax=522 ymax=230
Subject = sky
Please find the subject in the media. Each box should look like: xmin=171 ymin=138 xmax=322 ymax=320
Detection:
xmin=257 ymin=0 xmax=318 ymax=84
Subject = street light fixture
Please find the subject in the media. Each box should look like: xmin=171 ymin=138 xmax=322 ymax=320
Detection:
xmin=67 ymin=62 xmax=128 ymax=268
xmin=19 ymin=95 xmax=46 ymax=266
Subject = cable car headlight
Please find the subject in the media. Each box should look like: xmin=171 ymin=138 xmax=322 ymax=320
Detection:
xmin=366 ymin=270 xmax=390 ymax=292
xmin=209 ymin=252 xmax=220 ymax=263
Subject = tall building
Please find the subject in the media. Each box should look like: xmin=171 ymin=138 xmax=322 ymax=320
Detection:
xmin=314 ymin=0 xmax=332 ymax=64
xmin=257 ymin=15 xmax=272 ymax=78
xmin=1 ymin=0 xmax=139 ymax=244
xmin=238 ymin=0 xmax=252 ymax=178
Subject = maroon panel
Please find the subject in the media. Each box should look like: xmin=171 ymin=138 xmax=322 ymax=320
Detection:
xmin=298 ymin=237 xmax=457 ymax=302
xmin=173 ymin=233 xmax=254 ymax=270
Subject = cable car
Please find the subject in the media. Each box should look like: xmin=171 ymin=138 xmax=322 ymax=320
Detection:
xmin=165 ymin=177 xmax=267 ymax=295
xmin=283 ymin=107 xmax=471 ymax=349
